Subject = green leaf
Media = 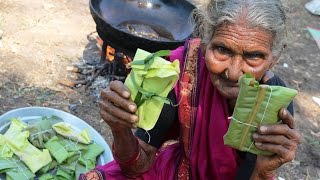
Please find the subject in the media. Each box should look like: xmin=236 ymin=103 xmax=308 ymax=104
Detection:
xmin=224 ymin=73 xmax=298 ymax=155
xmin=124 ymin=49 xmax=180 ymax=130
xmin=52 ymin=122 xmax=91 ymax=144
xmin=44 ymin=136 xmax=69 ymax=164
xmin=4 ymin=119 xmax=52 ymax=173
xmin=2 ymin=155 xmax=36 ymax=179
xmin=39 ymin=173 xmax=55 ymax=180
xmin=79 ymin=143 xmax=104 ymax=170
xmin=56 ymin=167 xmax=74 ymax=180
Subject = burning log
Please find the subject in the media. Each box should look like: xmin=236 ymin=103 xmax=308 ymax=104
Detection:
xmin=61 ymin=32 xmax=133 ymax=101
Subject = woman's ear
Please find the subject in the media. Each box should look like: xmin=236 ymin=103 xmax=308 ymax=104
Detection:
xmin=270 ymin=44 xmax=287 ymax=68
xmin=261 ymin=70 xmax=274 ymax=83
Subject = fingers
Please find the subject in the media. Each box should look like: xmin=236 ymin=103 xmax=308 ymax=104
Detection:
xmin=100 ymin=101 xmax=138 ymax=123
xmin=253 ymin=133 xmax=296 ymax=149
xmin=258 ymin=124 xmax=301 ymax=143
xmin=100 ymin=101 xmax=138 ymax=128
xmin=252 ymin=108 xmax=301 ymax=172
xmin=254 ymin=123 xmax=302 ymax=164
xmin=99 ymin=80 xmax=139 ymax=129
xmin=255 ymin=142 xmax=296 ymax=163
xmin=101 ymin=87 xmax=137 ymax=113
xmin=278 ymin=108 xmax=295 ymax=129
xmin=100 ymin=110 xmax=137 ymax=129
xmin=109 ymin=81 xmax=131 ymax=99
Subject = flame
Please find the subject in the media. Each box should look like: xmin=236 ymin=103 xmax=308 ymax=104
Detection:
xmin=106 ymin=45 xmax=115 ymax=61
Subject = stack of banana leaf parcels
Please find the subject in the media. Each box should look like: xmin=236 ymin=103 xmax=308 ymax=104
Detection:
xmin=0 ymin=116 xmax=104 ymax=180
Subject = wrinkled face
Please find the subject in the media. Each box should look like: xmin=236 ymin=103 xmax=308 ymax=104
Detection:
xmin=205 ymin=23 xmax=276 ymax=99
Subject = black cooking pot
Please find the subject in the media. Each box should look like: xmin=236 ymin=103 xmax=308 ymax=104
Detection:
xmin=90 ymin=0 xmax=195 ymax=56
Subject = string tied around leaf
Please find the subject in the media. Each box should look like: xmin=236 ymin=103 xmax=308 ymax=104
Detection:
xmin=229 ymin=85 xmax=273 ymax=151
xmin=128 ymin=50 xmax=180 ymax=108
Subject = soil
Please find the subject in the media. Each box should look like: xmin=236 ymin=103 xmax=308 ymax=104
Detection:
xmin=0 ymin=0 xmax=319 ymax=179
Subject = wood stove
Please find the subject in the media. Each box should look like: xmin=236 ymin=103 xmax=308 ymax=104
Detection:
xmin=89 ymin=0 xmax=195 ymax=80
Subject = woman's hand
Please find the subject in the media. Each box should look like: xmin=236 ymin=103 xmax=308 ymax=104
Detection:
xmin=100 ymin=81 xmax=139 ymax=131
xmin=251 ymin=108 xmax=302 ymax=179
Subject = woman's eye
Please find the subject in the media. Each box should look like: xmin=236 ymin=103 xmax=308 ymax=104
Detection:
xmin=216 ymin=46 xmax=232 ymax=56
xmin=217 ymin=47 xmax=231 ymax=55
xmin=244 ymin=53 xmax=264 ymax=60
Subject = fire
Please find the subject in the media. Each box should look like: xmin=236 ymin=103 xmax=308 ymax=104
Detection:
xmin=106 ymin=45 xmax=115 ymax=61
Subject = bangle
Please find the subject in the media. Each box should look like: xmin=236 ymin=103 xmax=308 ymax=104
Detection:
xmin=112 ymin=137 xmax=141 ymax=167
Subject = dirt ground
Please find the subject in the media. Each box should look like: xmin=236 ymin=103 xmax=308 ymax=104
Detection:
xmin=0 ymin=0 xmax=319 ymax=179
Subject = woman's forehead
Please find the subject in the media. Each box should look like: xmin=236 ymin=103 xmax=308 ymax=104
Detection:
xmin=212 ymin=24 xmax=273 ymax=51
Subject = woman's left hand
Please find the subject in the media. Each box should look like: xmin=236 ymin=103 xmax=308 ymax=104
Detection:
xmin=251 ymin=108 xmax=302 ymax=179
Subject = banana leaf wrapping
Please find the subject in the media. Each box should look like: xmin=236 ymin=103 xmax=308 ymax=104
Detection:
xmin=56 ymin=167 xmax=74 ymax=180
xmin=4 ymin=119 xmax=52 ymax=173
xmin=124 ymin=49 xmax=180 ymax=130
xmin=1 ymin=156 xmax=36 ymax=180
xmin=38 ymin=160 xmax=58 ymax=174
xmin=0 ymin=117 xmax=104 ymax=179
xmin=4 ymin=118 xmax=28 ymax=137
xmin=78 ymin=143 xmax=104 ymax=170
xmin=39 ymin=173 xmax=54 ymax=180
xmin=75 ymin=163 xmax=87 ymax=180
xmin=25 ymin=116 xmax=63 ymax=148
xmin=223 ymin=73 xmax=298 ymax=155
xmin=44 ymin=136 xmax=69 ymax=164
xmin=52 ymin=122 xmax=91 ymax=144
xmin=0 ymin=134 xmax=13 ymax=158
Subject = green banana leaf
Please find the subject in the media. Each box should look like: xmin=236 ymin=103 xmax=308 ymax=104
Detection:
xmin=39 ymin=173 xmax=55 ymax=180
xmin=124 ymin=49 xmax=180 ymax=130
xmin=1 ymin=155 xmax=36 ymax=179
xmin=58 ymin=137 xmax=88 ymax=152
xmin=4 ymin=119 xmax=52 ymax=173
xmin=0 ymin=116 xmax=104 ymax=179
xmin=0 ymin=158 xmax=16 ymax=172
xmin=65 ymin=153 xmax=80 ymax=165
xmin=4 ymin=118 xmax=28 ymax=138
xmin=79 ymin=143 xmax=104 ymax=170
xmin=59 ymin=163 xmax=76 ymax=175
xmin=44 ymin=136 xmax=69 ymax=164
xmin=38 ymin=160 xmax=58 ymax=174
xmin=75 ymin=163 xmax=88 ymax=180
xmin=52 ymin=122 xmax=91 ymax=144
xmin=25 ymin=116 xmax=63 ymax=148
xmin=56 ymin=167 xmax=74 ymax=180
xmin=223 ymin=73 xmax=298 ymax=155
xmin=0 ymin=135 xmax=13 ymax=158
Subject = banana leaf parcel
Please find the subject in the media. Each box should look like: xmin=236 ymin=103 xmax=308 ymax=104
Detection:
xmin=52 ymin=122 xmax=91 ymax=144
xmin=4 ymin=119 xmax=52 ymax=173
xmin=26 ymin=116 xmax=63 ymax=148
xmin=224 ymin=73 xmax=298 ymax=155
xmin=124 ymin=49 xmax=180 ymax=131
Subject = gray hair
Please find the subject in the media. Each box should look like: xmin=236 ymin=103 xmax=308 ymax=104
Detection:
xmin=192 ymin=0 xmax=287 ymax=55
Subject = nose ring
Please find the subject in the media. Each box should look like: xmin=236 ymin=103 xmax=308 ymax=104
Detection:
xmin=225 ymin=70 xmax=229 ymax=79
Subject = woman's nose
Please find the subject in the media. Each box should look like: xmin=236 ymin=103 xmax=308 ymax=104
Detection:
xmin=227 ymin=55 xmax=244 ymax=81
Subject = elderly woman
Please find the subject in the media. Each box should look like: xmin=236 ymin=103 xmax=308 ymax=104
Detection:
xmin=80 ymin=0 xmax=301 ymax=179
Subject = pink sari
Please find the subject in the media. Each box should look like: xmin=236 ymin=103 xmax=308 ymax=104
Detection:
xmin=80 ymin=39 xmax=239 ymax=180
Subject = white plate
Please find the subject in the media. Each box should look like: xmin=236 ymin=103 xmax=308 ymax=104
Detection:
xmin=0 ymin=107 xmax=113 ymax=178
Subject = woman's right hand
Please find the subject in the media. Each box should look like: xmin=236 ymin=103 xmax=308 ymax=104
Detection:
xmin=99 ymin=81 xmax=139 ymax=130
